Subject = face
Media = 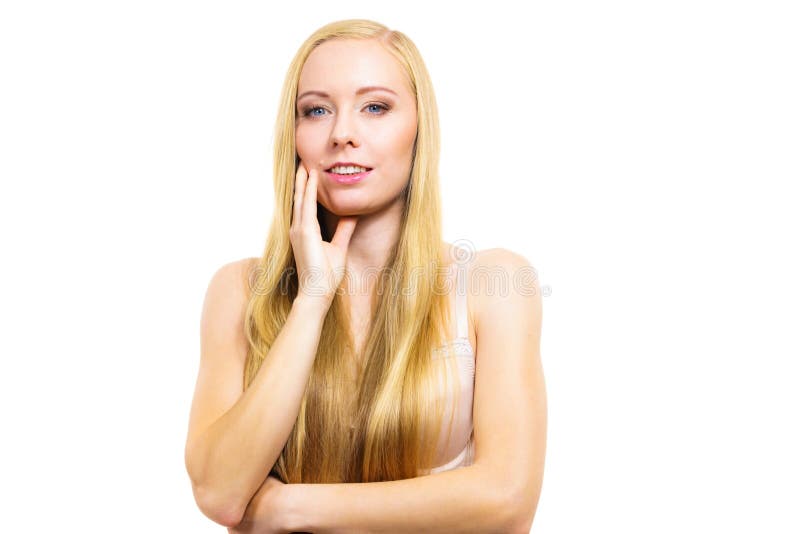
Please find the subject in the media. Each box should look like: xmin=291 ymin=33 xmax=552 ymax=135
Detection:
xmin=295 ymin=38 xmax=418 ymax=218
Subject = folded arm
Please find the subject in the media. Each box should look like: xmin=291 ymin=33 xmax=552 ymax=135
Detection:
xmin=240 ymin=248 xmax=547 ymax=533
xmin=282 ymin=463 xmax=521 ymax=533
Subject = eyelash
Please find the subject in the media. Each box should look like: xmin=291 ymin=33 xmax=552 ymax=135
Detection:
xmin=300 ymin=103 xmax=390 ymax=118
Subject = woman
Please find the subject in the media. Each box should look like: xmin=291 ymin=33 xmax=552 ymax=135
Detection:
xmin=185 ymin=18 xmax=547 ymax=533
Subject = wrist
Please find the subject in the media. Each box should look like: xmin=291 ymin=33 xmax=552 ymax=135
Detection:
xmin=292 ymin=294 xmax=331 ymax=318
xmin=281 ymin=483 xmax=313 ymax=533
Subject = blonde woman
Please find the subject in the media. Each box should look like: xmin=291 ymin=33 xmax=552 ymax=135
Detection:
xmin=185 ymin=19 xmax=547 ymax=533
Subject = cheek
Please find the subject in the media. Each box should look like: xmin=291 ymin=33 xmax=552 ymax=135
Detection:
xmin=295 ymin=125 xmax=325 ymax=158
xmin=372 ymin=122 xmax=417 ymax=158
xmin=295 ymin=128 xmax=311 ymax=157
xmin=393 ymin=117 xmax=418 ymax=156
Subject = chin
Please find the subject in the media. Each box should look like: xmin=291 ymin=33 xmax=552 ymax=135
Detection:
xmin=319 ymin=200 xmax=369 ymax=218
xmin=320 ymin=191 xmax=375 ymax=212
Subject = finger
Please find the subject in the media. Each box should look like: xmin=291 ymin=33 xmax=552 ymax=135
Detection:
xmin=331 ymin=216 xmax=358 ymax=251
xmin=292 ymin=163 xmax=307 ymax=227
xmin=302 ymin=167 xmax=319 ymax=228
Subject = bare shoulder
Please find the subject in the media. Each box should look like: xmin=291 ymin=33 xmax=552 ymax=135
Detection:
xmin=468 ymin=247 xmax=541 ymax=328
xmin=200 ymin=257 xmax=260 ymax=347
xmin=206 ymin=256 xmax=259 ymax=298
xmin=472 ymin=247 xmax=534 ymax=269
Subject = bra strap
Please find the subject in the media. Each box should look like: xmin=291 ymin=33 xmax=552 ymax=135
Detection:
xmin=455 ymin=249 xmax=469 ymax=339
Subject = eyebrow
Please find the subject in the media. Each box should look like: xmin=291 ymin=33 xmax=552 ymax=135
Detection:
xmin=297 ymin=85 xmax=398 ymax=102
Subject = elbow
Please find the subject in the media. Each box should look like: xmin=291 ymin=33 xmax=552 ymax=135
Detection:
xmin=494 ymin=490 xmax=526 ymax=534
xmin=185 ymin=441 xmax=247 ymax=527
xmin=191 ymin=481 xmax=246 ymax=528
xmin=474 ymin=463 xmax=538 ymax=532
xmin=497 ymin=484 xmax=540 ymax=534
xmin=506 ymin=510 xmax=535 ymax=534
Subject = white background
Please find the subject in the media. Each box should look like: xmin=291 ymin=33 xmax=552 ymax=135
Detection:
xmin=1 ymin=1 xmax=798 ymax=532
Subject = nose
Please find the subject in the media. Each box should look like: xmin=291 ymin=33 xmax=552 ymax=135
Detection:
xmin=330 ymin=111 xmax=360 ymax=148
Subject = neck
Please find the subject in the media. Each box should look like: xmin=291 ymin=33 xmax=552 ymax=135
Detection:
xmin=320 ymin=195 xmax=405 ymax=298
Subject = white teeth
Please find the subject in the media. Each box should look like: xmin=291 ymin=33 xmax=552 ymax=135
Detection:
xmin=329 ymin=165 xmax=368 ymax=174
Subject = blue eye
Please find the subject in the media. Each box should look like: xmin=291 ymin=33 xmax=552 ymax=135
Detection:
xmin=366 ymin=103 xmax=389 ymax=114
xmin=303 ymin=106 xmax=326 ymax=117
xmin=300 ymin=103 xmax=390 ymax=118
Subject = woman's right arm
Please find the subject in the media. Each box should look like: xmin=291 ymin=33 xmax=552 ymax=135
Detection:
xmin=184 ymin=258 xmax=329 ymax=528
xmin=186 ymin=164 xmax=357 ymax=528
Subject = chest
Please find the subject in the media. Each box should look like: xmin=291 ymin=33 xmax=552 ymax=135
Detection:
xmin=345 ymin=298 xmax=477 ymax=367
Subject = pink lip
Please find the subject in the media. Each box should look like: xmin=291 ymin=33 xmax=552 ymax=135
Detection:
xmin=325 ymin=169 xmax=372 ymax=185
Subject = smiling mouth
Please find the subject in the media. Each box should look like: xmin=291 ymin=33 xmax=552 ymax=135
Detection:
xmin=324 ymin=166 xmax=374 ymax=173
xmin=324 ymin=168 xmax=373 ymax=184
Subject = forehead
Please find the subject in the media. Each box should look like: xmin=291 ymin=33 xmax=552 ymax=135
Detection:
xmin=298 ymin=39 xmax=411 ymax=97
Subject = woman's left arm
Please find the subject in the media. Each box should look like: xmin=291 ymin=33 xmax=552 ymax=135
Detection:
xmin=283 ymin=461 xmax=523 ymax=533
xmin=253 ymin=249 xmax=547 ymax=533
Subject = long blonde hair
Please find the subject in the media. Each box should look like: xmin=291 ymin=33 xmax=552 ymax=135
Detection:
xmin=243 ymin=18 xmax=462 ymax=483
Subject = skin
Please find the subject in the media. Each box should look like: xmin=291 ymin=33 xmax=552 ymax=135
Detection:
xmin=229 ymin=38 xmax=545 ymax=532
xmin=233 ymin=38 xmax=424 ymax=531
xmin=294 ymin=37 xmax=421 ymax=353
